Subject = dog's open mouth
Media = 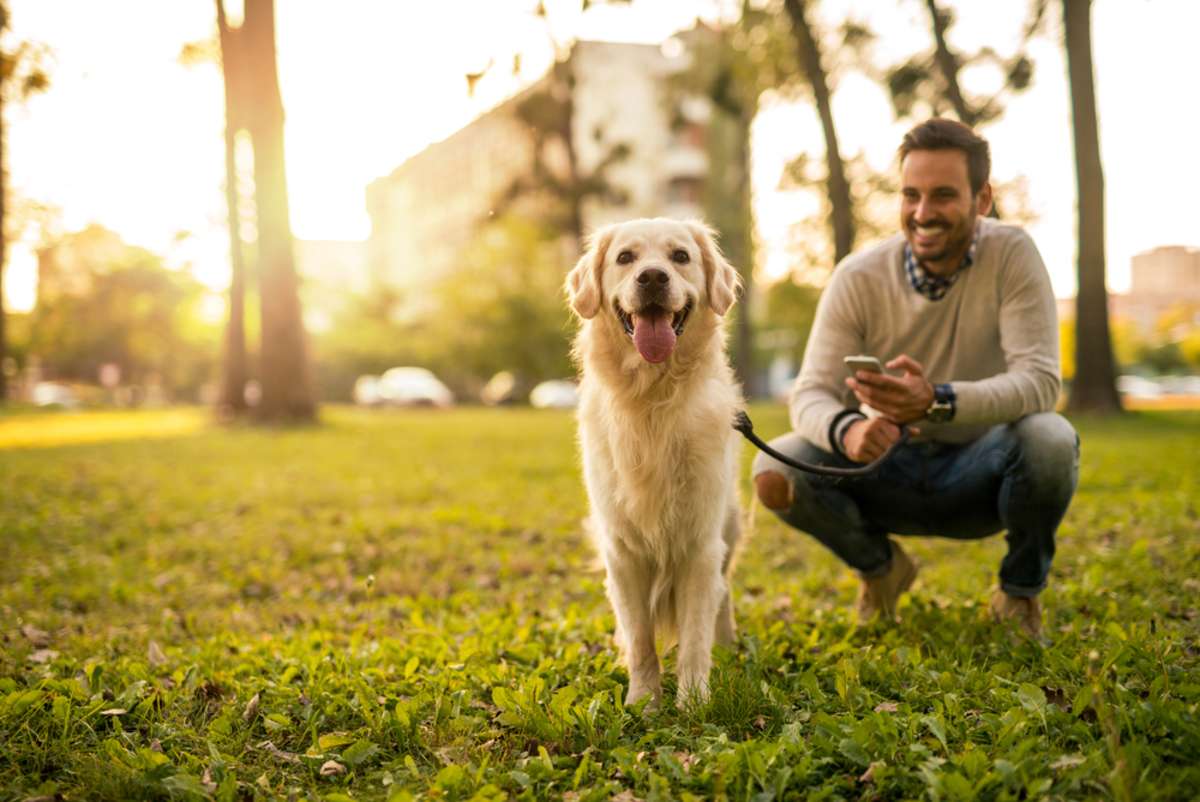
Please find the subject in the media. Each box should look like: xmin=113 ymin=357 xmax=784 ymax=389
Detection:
xmin=614 ymin=300 xmax=693 ymax=363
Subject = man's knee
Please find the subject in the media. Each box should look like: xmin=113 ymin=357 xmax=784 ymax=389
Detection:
xmin=1013 ymin=412 xmax=1079 ymax=483
xmin=754 ymin=470 xmax=793 ymax=511
xmin=750 ymin=432 xmax=833 ymax=512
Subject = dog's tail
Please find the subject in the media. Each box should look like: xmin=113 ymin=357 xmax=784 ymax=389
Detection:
xmin=650 ymin=576 xmax=678 ymax=651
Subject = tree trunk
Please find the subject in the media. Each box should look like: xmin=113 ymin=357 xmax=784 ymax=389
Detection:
xmin=924 ymin=0 xmax=974 ymax=126
xmin=0 ymin=88 xmax=7 ymax=404
xmin=216 ymin=0 xmax=248 ymax=415
xmin=242 ymin=0 xmax=315 ymax=421
xmin=1063 ymin=0 xmax=1121 ymax=413
xmin=784 ymin=0 xmax=855 ymax=265
xmin=704 ymin=105 xmax=756 ymax=395
xmin=922 ymin=0 xmax=1002 ymax=219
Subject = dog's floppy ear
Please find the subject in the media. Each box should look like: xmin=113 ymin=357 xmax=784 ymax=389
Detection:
xmin=687 ymin=221 xmax=741 ymax=316
xmin=565 ymin=225 xmax=614 ymax=319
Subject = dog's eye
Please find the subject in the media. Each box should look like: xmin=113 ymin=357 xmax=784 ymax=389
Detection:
xmin=671 ymin=249 xmax=690 ymax=264
xmin=616 ymin=250 xmax=635 ymax=265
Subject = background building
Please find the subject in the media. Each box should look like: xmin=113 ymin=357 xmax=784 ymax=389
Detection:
xmin=1116 ymin=245 xmax=1200 ymax=332
xmin=365 ymin=34 xmax=711 ymax=311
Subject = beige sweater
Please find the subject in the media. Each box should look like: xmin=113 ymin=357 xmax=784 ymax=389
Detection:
xmin=790 ymin=218 xmax=1061 ymax=449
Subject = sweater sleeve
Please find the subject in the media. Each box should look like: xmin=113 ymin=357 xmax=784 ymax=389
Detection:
xmin=788 ymin=265 xmax=866 ymax=451
xmin=951 ymin=229 xmax=1062 ymax=424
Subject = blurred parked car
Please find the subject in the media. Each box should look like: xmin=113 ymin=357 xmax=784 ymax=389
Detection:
xmin=352 ymin=375 xmax=384 ymax=407
xmin=378 ymin=367 xmax=454 ymax=408
xmin=529 ymin=379 xmax=579 ymax=409
xmin=1116 ymin=375 xmax=1162 ymax=399
xmin=481 ymin=371 xmax=519 ymax=406
xmin=1159 ymin=375 xmax=1200 ymax=396
xmin=31 ymin=382 xmax=81 ymax=409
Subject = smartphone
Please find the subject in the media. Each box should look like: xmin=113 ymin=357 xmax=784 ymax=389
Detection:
xmin=844 ymin=355 xmax=884 ymax=375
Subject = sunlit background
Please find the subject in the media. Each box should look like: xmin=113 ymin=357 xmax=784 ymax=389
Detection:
xmin=3 ymin=0 xmax=1199 ymax=409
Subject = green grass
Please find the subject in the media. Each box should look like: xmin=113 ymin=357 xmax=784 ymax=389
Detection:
xmin=1 ymin=405 xmax=1198 ymax=801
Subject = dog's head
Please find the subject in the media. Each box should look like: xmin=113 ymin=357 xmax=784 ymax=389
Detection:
xmin=565 ymin=218 xmax=740 ymax=364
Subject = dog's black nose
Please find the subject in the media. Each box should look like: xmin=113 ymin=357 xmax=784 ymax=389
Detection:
xmin=637 ymin=268 xmax=669 ymax=287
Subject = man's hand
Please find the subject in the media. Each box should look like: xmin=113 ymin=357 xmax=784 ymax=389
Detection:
xmin=845 ymin=354 xmax=935 ymax=424
xmin=842 ymin=417 xmax=913 ymax=463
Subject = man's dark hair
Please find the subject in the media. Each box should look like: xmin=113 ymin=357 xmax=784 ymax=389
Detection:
xmin=899 ymin=118 xmax=991 ymax=195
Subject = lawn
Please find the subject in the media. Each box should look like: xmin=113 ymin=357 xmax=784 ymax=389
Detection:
xmin=2 ymin=405 xmax=1199 ymax=801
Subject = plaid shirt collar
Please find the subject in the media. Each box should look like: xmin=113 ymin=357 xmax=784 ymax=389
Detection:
xmin=904 ymin=227 xmax=978 ymax=301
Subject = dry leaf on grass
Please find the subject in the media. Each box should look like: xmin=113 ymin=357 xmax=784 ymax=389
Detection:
xmin=320 ymin=760 xmax=346 ymax=776
xmin=255 ymin=740 xmax=301 ymax=764
xmin=21 ymin=624 xmax=51 ymax=647
xmin=242 ymin=692 xmax=260 ymax=721
xmin=27 ymin=649 xmax=59 ymax=664
xmin=148 ymin=641 xmax=168 ymax=667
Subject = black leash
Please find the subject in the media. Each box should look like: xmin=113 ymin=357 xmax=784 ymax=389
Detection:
xmin=732 ymin=410 xmax=909 ymax=478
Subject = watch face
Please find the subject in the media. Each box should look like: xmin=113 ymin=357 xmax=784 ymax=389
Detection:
xmin=927 ymin=402 xmax=953 ymax=423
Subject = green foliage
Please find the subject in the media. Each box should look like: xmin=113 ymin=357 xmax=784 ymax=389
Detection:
xmin=1061 ymin=307 xmax=1200 ymax=379
xmin=758 ymin=277 xmax=821 ymax=366
xmin=312 ymin=215 xmax=575 ymax=401
xmin=426 ymin=215 xmax=575 ymax=390
xmin=2 ymin=406 xmax=1199 ymax=800
xmin=882 ymin=0 xmax=1046 ymax=127
xmin=22 ymin=225 xmax=220 ymax=397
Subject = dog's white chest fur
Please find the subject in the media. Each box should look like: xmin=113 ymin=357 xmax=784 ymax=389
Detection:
xmin=581 ymin=394 xmax=735 ymax=558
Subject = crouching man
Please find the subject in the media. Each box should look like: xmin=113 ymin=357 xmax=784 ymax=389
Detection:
xmin=753 ymin=118 xmax=1079 ymax=638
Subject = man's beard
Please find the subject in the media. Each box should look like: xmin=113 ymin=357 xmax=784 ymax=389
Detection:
xmin=907 ymin=214 xmax=975 ymax=266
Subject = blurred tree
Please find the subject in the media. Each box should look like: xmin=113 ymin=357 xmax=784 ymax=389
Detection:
xmin=28 ymin=226 xmax=218 ymax=395
xmin=1062 ymin=0 xmax=1120 ymax=413
xmin=759 ymin=275 xmax=821 ymax=367
xmin=220 ymin=0 xmax=314 ymax=422
xmin=1180 ymin=330 xmax=1200 ymax=372
xmin=214 ymin=0 xmax=249 ymax=416
xmin=478 ymin=1 xmax=633 ymax=248
xmin=883 ymin=0 xmax=1047 ymax=218
xmin=0 ymin=1 xmax=49 ymax=402
xmin=311 ymin=285 xmax=422 ymax=402
xmin=783 ymin=0 xmax=855 ymax=265
xmin=499 ymin=60 xmax=631 ymax=246
xmin=313 ymin=216 xmax=574 ymax=401
xmin=427 ymin=214 xmax=574 ymax=391
xmin=672 ymin=8 xmax=797 ymax=396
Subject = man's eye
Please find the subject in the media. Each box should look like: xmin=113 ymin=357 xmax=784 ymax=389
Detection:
xmin=671 ymin=249 xmax=690 ymax=264
xmin=616 ymin=250 xmax=635 ymax=265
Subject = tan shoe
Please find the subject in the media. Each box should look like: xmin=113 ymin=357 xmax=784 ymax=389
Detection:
xmin=855 ymin=539 xmax=918 ymax=623
xmin=989 ymin=588 xmax=1043 ymax=638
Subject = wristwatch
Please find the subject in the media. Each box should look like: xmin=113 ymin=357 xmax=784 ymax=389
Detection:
xmin=925 ymin=383 xmax=956 ymax=423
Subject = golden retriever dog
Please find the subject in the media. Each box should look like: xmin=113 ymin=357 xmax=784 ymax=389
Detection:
xmin=566 ymin=218 xmax=743 ymax=708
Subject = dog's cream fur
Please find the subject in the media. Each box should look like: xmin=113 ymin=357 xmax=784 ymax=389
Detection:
xmin=566 ymin=218 xmax=743 ymax=707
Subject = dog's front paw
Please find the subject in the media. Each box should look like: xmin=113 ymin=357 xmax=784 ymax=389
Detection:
xmin=675 ymin=673 xmax=710 ymax=709
xmin=625 ymin=677 xmax=662 ymax=710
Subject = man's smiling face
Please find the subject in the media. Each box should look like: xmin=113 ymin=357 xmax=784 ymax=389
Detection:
xmin=900 ymin=148 xmax=992 ymax=276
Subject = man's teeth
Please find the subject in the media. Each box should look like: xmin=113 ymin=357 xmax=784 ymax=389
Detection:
xmin=916 ymin=225 xmax=944 ymax=236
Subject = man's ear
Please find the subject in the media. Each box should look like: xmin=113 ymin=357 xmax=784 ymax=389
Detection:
xmin=687 ymin=220 xmax=740 ymax=316
xmin=976 ymin=181 xmax=994 ymax=216
xmin=565 ymin=225 xmax=614 ymax=319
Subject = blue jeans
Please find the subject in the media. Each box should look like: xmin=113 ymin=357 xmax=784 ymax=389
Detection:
xmin=751 ymin=412 xmax=1080 ymax=597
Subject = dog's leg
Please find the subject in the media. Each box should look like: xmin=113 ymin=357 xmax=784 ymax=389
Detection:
xmin=674 ymin=540 xmax=725 ymax=706
xmin=714 ymin=505 xmax=740 ymax=647
xmin=604 ymin=545 xmax=661 ymax=708
xmin=714 ymin=588 xmax=736 ymax=648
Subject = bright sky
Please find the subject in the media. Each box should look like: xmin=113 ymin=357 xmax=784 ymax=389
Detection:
xmin=4 ymin=0 xmax=1199 ymax=313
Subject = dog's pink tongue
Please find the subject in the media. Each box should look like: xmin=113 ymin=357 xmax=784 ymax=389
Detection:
xmin=632 ymin=312 xmax=676 ymax=363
